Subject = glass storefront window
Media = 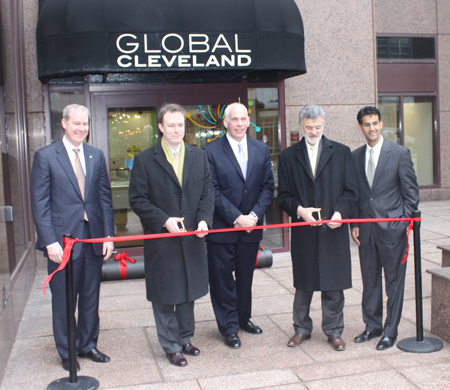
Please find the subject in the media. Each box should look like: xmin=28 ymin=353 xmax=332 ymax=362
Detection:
xmin=50 ymin=92 xmax=84 ymax=143
xmin=378 ymin=96 xmax=401 ymax=144
xmin=247 ymin=88 xmax=283 ymax=248
xmin=108 ymin=107 xmax=157 ymax=247
xmin=378 ymin=96 xmax=437 ymax=186
xmin=403 ymin=96 xmax=437 ymax=186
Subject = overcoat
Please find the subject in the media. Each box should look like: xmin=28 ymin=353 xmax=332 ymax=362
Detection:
xmin=128 ymin=142 xmax=214 ymax=305
xmin=277 ymin=136 xmax=358 ymax=291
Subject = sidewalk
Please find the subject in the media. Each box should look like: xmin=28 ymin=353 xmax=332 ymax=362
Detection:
xmin=2 ymin=200 xmax=450 ymax=390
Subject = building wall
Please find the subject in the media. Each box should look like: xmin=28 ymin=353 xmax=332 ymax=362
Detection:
xmin=286 ymin=0 xmax=376 ymax=152
xmin=374 ymin=0 xmax=450 ymax=200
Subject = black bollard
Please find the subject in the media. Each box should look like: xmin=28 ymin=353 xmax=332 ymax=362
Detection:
xmin=47 ymin=234 xmax=100 ymax=390
xmin=397 ymin=211 xmax=443 ymax=353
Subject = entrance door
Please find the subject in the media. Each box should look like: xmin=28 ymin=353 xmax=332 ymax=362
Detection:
xmin=91 ymin=86 xmax=245 ymax=255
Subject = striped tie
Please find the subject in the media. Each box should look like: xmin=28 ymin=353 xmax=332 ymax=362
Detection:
xmin=74 ymin=148 xmax=88 ymax=221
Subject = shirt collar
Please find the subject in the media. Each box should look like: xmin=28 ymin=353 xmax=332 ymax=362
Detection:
xmin=366 ymin=135 xmax=384 ymax=153
xmin=62 ymin=135 xmax=84 ymax=153
xmin=226 ymin=132 xmax=247 ymax=149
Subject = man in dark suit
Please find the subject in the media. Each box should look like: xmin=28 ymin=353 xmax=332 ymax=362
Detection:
xmin=30 ymin=104 xmax=114 ymax=371
xmin=277 ymin=105 xmax=358 ymax=351
xmin=129 ymin=103 xmax=214 ymax=367
xmin=351 ymin=106 xmax=419 ymax=350
xmin=203 ymin=103 xmax=274 ymax=349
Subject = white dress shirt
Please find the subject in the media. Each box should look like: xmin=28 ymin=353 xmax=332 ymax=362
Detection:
xmin=226 ymin=133 xmax=248 ymax=161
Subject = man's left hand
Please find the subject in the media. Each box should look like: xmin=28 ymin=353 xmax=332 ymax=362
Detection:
xmin=327 ymin=211 xmax=342 ymax=229
xmin=103 ymin=241 xmax=114 ymax=260
xmin=196 ymin=221 xmax=209 ymax=238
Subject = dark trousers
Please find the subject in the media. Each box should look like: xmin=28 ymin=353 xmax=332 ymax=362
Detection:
xmin=359 ymin=235 xmax=407 ymax=337
xmin=152 ymin=301 xmax=195 ymax=354
xmin=48 ymin=223 xmax=103 ymax=359
xmin=293 ymin=289 xmax=345 ymax=338
xmin=207 ymin=239 xmax=260 ymax=336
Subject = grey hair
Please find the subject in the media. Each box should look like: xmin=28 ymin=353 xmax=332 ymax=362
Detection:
xmin=62 ymin=104 xmax=90 ymax=121
xmin=299 ymin=105 xmax=325 ymax=125
xmin=157 ymin=103 xmax=186 ymax=124
xmin=224 ymin=103 xmax=248 ymax=121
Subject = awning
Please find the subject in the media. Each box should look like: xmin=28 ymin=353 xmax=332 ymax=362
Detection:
xmin=36 ymin=0 xmax=306 ymax=83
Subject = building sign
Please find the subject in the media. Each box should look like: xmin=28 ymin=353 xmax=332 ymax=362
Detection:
xmin=112 ymin=33 xmax=254 ymax=70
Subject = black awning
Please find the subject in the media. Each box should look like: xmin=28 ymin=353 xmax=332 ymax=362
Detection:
xmin=36 ymin=0 xmax=306 ymax=84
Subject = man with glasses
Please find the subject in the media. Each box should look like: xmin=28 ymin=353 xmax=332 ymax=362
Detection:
xmin=277 ymin=105 xmax=358 ymax=351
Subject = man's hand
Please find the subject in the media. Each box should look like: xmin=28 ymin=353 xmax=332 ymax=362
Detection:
xmin=297 ymin=206 xmax=322 ymax=226
xmin=47 ymin=243 xmax=63 ymax=263
xmin=351 ymin=227 xmax=360 ymax=246
xmin=103 ymin=241 xmax=114 ymax=260
xmin=234 ymin=214 xmax=257 ymax=233
xmin=196 ymin=220 xmax=209 ymax=238
xmin=327 ymin=211 xmax=342 ymax=229
xmin=165 ymin=217 xmax=184 ymax=233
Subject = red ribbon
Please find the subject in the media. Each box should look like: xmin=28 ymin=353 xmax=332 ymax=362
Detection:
xmin=114 ymin=252 xmax=137 ymax=280
xmin=42 ymin=217 xmax=421 ymax=294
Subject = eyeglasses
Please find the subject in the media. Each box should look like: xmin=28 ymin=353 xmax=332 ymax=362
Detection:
xmin=304 ymin=126 xmax=323 ymax=131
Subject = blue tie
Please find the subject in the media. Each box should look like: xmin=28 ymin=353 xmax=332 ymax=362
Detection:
xmin=237 ymin=143 xmax=247 ymax=179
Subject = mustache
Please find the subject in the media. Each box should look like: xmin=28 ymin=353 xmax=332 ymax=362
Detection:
xmin=308 ymin=133 xmax=321 ymax=138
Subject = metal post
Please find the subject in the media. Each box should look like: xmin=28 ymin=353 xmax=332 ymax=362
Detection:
xmin=397 ymin=211 xmax=443 ymax=353
xmin=47 ymin=234 xmax=100 ymax=390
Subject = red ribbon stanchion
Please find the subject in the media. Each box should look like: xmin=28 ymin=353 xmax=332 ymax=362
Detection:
xmin=42 ymin=217 xmax=421 ymax=294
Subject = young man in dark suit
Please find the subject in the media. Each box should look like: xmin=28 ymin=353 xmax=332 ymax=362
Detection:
xmin=30 ymin=104 xmax=115 ymax=371
xmin=351 ymin=106 xmax=419 ymax=350
xmin=129 ymin=103 xmax=214 ymax=367
xmin=203 ymin=103 xmax=274 ymax=349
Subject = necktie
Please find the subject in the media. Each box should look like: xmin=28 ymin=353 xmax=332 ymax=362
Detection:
xmin=74 ymin=148 xmax=88 ymax=221
xmin=237 ymin=142 xmax=247 ymax=179
xmin=173 ymin=151 xmax=179 ymax=179
xmin=367 ymin=148 xmax=375 ymax=188
xmin=310 ymin=145 xmax=317 ymax=176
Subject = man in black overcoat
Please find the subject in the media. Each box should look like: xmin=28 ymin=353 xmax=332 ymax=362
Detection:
xmin=351 ymin=106 xmax=419 ymax=350
xmin=278 ymin=105 xmax=358 ymax=351
xmin=128 ymin=103 xmax=214 ymax=367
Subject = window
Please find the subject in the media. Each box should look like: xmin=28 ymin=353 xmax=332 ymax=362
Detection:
xmin=377 ymin=37 xmax=435 ymax=60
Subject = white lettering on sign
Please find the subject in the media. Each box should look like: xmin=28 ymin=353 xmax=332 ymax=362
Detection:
xmin=115 ymin=33 xmax=252 ymax=69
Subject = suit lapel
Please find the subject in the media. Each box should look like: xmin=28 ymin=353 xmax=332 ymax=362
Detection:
xmin=154 ymin=142 xmax=181 ymax=187
xmin=372 ymin=140 xmax=390 ymax=190
xmin=182 ymin=144 xmax=195 ymax=187
xmin=84 ymin=145 xmax=94 ymax=199
xmin=295 ymin=138 xmax=314 ymax=181
xmin=246 ymin=138 xmax=255 ymax=180
xmin=358 ymin=146 xmax=370 ymax=190
xmin=315 ymin=137 xmax=332 ymax=179
xmin=222 ymin=136 xmax=245 ymax=181
xmin=55 ymin=140 xmax=83 ymax=199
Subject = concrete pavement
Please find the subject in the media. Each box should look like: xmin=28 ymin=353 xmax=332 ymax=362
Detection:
xmin=2 ymin=200 xmax=450 ymax=389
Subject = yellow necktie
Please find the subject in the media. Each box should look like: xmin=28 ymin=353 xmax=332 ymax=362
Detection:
xmin=173 ymin=151 xmax=179 ymax=179
xmin=310 ymin=146 xmax=317 ymax=176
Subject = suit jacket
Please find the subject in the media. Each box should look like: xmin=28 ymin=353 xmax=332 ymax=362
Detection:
xmin=30 ymin=140 xmax=114 ymax=259
xmin=352 ymin=139 xmax=419 ymax=245
xmin=128 ymin=142 xmax=214 ymax=305
xmin=277 ymin=136 xmax=358 ymax=291
xmin=203 ymin=135 xmax=274 ymax=243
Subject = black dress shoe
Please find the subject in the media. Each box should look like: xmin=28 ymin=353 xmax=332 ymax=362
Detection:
xmin=376 ymin=336 xmax=397 ymax=350
xmin=79 ymin=348 xmax=110 ymax=363
xmin=166 ymin=351 xmax=188 ymax=367
xmin=224 ymin=333 xmax=241 ymax=349
xmin=239 ymin=321 xmax=263 ymax=335
xmin=354 ymin=330 xmax=383 ymax=343
xmin=61 ymin=358 xmax=80 ymax=372
xmin=182 ymin=343 xmax=200 ymax=356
